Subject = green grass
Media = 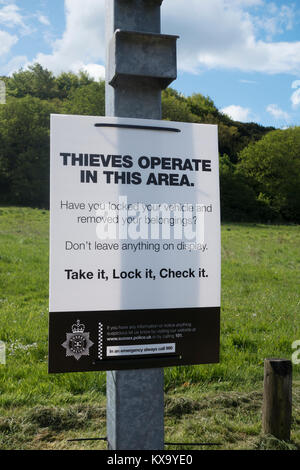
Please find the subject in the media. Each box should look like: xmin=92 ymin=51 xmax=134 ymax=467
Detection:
xmin=0 ymin=206 xmax=299 ymax=450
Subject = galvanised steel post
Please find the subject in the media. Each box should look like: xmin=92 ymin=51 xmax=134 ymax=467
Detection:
xmin=105 ymin=0 xmax=178 ymax=450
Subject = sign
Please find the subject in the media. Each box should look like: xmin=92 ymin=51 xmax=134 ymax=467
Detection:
xmin=48 ymin=115 xmax=220 ymax=373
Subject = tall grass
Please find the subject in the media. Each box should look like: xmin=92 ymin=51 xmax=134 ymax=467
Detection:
xmin=0 ymin=207 xmax=299 ymax=449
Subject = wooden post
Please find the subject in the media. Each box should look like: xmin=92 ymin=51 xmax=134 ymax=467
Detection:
xmin=262 ymin=358 xmax=292 ymax=441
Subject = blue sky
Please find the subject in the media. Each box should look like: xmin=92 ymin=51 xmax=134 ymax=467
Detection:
xmin=0 ymin=0 xmax=300 ymax=128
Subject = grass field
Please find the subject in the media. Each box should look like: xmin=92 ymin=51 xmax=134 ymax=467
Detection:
xmin=0 ymin=206 xmax=299 ymax=450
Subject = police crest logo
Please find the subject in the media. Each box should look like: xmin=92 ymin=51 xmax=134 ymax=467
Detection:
xmin=62 ymin=320 xmax=94 ymax=360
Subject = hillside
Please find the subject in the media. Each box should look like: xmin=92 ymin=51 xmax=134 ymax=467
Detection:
xmin=2 ymin=64 xmax=300 ymax=224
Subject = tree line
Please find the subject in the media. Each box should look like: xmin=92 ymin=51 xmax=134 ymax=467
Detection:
xmin=0 ymin=64 xmax=299 ymax=222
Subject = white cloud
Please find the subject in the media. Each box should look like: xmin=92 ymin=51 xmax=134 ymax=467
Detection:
xmin=0 ymin=29 xmax=17 ymax=55
xmin=221 ymin=104 xmax=252 ymax=122
xmin=37 ymin=14 xmax=50 ymax=27
xmin=0 ymin=4 xmax=23 ymax=27
xmin=162 ymin=0 xmax=300 ymax=75
xmin=10 ymin=0 xmax=300 ymax=81
xmin=229 ymin=0 xmax=263 ymax=5
xmin=70 ymin=62 xmax=105 ymax=81
xmin=0 ymin=2 xmax=34 ymax=64
xmin=3 ymin=54 xmax=28 ymax=75
xmin=292 ymin=80 xmax=300 ymax=89
xmin=31 ymin=0 xmax=105 ymax=77
xmin=253 ymin=4 xmax=294 ymax=40
xmin=82 ymin=63 xmax=105 ymax=80
xmin=0 ymin=3 xmax=31 ymax=35
xmin=266 ymin=104 xmax=290 ymax=120
xmin=239 ymin=79 xmax=257 ymax=84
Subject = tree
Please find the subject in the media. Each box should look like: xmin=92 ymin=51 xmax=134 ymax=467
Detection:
xmin=6 ymin=64 xmax=58 ymax=100
xmin=219 ymin=154 xmax=273 ymax=222
xmin=186 ymin=93 xmax=219 ymax=120
xmin=162 ymin=88 xmax=196 ymax=122
xmin=56 ymin=70 xmax=95 ymax=100
xmin=63 ymin=81 xmax=105 ymax=116
xmin=237 ymin=127 xmax=300 ymax=222
xmin=0 ymin=64 xmax=279 ymax=215
xmin=56 ymin=72 xmax=81 ymax=100
xmin=0 ymin=96 xmax=57 ymax=207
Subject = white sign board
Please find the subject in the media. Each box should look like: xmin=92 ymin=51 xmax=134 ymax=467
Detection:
xmin=49 ymin=115 xmax=220 ymax=373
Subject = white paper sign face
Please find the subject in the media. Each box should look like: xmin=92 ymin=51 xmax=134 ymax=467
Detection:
xmin=49 ymin=115 xmax=220 ymax=313
xmin=49 ymin=115 xmax=221 ymax=373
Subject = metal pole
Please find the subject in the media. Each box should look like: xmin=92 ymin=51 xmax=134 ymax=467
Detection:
xmin=105 ymin=0 xmax=177 ymax=450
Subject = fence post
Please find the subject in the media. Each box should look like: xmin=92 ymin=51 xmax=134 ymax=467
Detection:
xmin=262 ymin=358 xmax=292 ymax=441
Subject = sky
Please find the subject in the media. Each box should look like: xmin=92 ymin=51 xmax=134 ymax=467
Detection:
xmin=0 ymin=0 xmax=300 ymax=128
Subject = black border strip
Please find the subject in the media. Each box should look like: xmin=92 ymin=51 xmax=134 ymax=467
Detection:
xmin=94 ymin=123 xmax=181 ymax=132
xmin=49 ymin=307 xmax=220 ymax=373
